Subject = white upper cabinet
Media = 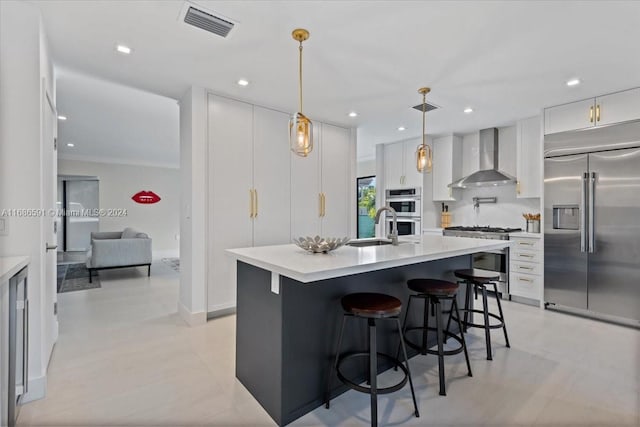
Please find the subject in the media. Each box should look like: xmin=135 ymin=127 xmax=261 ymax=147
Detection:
xmin=544 ymin=98 xmax=594 ymax=135
xmin=320 ymin=124 xmax=351 ymax=237
xmin=544 ymin=87 xmax=640 ymax=134
xmin=516 ymin=116 xmax=542 ymax=198
xmin=383 ymin=139 xmax=424 ymax=190
xmin=596 ymin=88 xmax=640 ymax=126
xmin=384 ymin=142 xmax=405 ymax=189
xmin=432 ymin=135 xmax=462 ymax=201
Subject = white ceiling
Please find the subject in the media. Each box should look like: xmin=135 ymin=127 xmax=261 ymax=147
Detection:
xmin=36 ymin=0 xmax=640 ymax=162
xmin=55 ymin=69 xmax=179 ymax=167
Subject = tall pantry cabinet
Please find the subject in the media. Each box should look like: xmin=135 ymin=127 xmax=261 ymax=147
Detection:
xmin=207 ymin=94 xmax=354 ymax=313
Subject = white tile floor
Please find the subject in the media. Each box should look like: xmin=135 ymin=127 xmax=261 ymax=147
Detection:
xmin=18 ymin=260 xmax=640 ymax=426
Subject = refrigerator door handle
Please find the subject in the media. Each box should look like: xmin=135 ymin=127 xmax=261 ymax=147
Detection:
xmin=581 ymin=172 xmax=588 ymax=253
xmin=589 ymin=172 xmax=596 ymax=253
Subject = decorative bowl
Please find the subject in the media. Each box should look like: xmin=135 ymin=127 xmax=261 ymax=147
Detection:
xmin=294 ymin=236 xmax=351 ymax=253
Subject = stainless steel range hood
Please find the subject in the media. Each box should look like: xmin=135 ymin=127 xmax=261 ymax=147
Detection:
xmin=448 ymin=128 xmax=516 ymax=189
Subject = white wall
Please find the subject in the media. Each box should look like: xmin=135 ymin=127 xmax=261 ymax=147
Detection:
xmin=177 ymin=87 xmax=207 ymax=326
xmin=357 ymin=159 xmax=376 ymax=177
xmin=0 ymin=0 xmax=54 ymax=401
xmin=57 ymin=159 xmax=180 ymax=254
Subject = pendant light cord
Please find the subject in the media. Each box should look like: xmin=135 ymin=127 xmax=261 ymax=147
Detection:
xmin=299 ymin=43 xmax=303 ymax=113
xmin=422 ymin=92 xmax=426 ymax=146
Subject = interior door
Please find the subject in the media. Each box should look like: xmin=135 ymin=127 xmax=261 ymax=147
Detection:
xmin=588 ymin=148 xmax=640 ymax=320
xmin=42 ymin=88 xmax=58 ymax=367
xmin=252 ymin=106 xmax=291 ymax=246
xmin=544 ymin=153 xmax=588 ymax=309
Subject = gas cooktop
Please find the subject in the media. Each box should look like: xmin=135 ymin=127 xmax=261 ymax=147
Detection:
xmin=445 ymin=226 xmax=522 ymax=233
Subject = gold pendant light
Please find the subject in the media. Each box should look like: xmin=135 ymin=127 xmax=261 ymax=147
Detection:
xmin=416 ymin=87 xmax=433 ymax=173
xmin=290 ymin=28 xmax=313 ymax=157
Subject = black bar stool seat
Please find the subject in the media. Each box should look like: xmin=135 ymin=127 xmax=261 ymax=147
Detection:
xmin=452 ymin=269 xmax=510 ymax=361
xmin=326 ymin=292 xmax=419 ymax=426
xmin=397 ymin=279 xmax=472 ymax=396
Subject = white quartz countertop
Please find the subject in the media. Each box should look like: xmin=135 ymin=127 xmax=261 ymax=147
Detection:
xmin=0 ymin=256 xmax=30 ymax=285
xmin=227 ymin=236 xmax=511 ymax=283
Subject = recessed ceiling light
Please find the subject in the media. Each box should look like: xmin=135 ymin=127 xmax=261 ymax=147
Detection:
xmin=57 ymin=115 xmax=67 ymax=121
xmin=566 ymin=78 xmax=581 ymax=87
xmin=116 ymin=44 xmax=132 ymax=55
xmin=237 ymin=79 xmax=249 ymax=86
xmin=463 ymin=108 xmax=473 ymax=114
xmin=66 ymin=143 xmax=74 ymax=147
xmin=397 ymin=126 xmax=406 ymax=131
xmin=348 ymin=112 xmax=358 ymax=117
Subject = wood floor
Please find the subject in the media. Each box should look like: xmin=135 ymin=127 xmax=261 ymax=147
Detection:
xmin=17 ymin=260 xmax=640 ymax=426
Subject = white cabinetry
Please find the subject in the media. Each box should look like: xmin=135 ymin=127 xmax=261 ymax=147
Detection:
xmin=516 ymin=116 xmax=542 ymax=198
xmin=292 ymin=123 xmax=352 ymax=238
xmin=544 ymin=87 xmax=640 ymax=135
xmin=432 ymin=135 xmax=462 ymax=201
xmin=509 ymin=236 xmax=542 ymax=301
xmin=383 ymin=140 xmax=423 ymax=190
xmin=207 ymin=93 xmax=354 ymax=312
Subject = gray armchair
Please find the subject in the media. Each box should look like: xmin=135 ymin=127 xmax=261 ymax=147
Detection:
xmin=86 ymin=228 xmax=152 ymax=282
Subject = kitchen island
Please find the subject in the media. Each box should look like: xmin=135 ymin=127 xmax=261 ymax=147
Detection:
xmin=227 ymin=235 xmax=510 ymax=426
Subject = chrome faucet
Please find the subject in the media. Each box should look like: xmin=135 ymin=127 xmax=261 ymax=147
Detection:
xmin=374 ymin=206 xmax=399 ymax=245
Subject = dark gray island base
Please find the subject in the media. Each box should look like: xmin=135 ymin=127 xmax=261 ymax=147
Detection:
xmin=235 ymin=255 xmax=472 ymax=426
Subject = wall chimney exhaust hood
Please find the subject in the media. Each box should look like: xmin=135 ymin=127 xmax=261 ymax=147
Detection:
xmin=448 ymin=128 xmax=516 ymax=189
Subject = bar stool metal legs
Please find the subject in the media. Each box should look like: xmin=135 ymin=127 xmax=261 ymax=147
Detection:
xmin=453 ymin=269 xmax=511 ymax=361
xmin=325 ymin=293 xmax=419 ymax=427
xmin=396 ymin=281 xmax=473 ymax=397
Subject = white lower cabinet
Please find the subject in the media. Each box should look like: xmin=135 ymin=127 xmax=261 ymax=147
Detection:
xmin=208 ymin=94 xmax=353 ymax=313
xmin=509 ymin=236 xmax=542 ymax=301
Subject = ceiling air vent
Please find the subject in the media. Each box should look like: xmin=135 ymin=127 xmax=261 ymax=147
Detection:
xmin=183 ymin=5 xmax=235 ymax=38
xmin=412 ymin=102 xmax=439 ymax=113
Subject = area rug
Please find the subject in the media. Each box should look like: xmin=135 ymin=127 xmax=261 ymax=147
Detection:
xmin=57 ymin=263 xmax=101 ymax=293
xmin=162 ymin=257 xmax=180 ymax=272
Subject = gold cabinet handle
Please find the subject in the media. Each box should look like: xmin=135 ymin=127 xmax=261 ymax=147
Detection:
xmin=596 ymin=104 xmax=601 ymax=122
xmin=254 ymin=189 xmax=258 ymax=218
xmin=249 ymin=189 xmax=254 ymax=218
xmin=322 ymin=193 xmax=326 ymax=217
xmin=518 ymin=253 xmax=535 ymax=258
xmin=589 ymin=106 xmax=594 ymax=123
xmin=319 ymin=193 xmax=323 ymax=217
xmin=516 ymin=180 xmax=521 ymax=195
xmin=518 ymin=265 xmax=534 ymax=270
xmin=518 ymin=241 xmax=534 ymax=246
xmin=518 ymin=277 xmax=534 ymax=283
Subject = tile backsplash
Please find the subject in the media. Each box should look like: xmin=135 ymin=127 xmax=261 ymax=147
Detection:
xmin=426 ymin=185 xmax=540 ymax=229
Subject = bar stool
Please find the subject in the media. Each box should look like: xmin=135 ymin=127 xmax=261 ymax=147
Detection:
xmin=396 ymin=279 xmax=472 ymax=396
xmin=452 ymin=269 xmax=510 ymax=360
xmin=325 ymin=292 xmax=419 ymax=427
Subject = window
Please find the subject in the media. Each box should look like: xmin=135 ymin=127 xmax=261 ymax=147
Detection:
xmin=357 ymin=176 xmax=376 ymax=238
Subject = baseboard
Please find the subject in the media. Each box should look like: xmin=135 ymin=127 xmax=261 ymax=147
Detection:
xmin=20 ymin=375 xmax=46 ymax=403
xmin=207 ymin=305 xmax=236 ymax=320
xmin=177 ymin=301 xmax=207 ymax=326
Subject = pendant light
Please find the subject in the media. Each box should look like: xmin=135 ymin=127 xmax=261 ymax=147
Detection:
xmin=416 ymin=87 xmax=433 ymax=173
xmin=290 ymin=28 xmax=313 ymax=157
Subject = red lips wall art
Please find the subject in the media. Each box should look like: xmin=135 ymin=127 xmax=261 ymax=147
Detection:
xmin=131 ymin=191 xmax=161 ymax=204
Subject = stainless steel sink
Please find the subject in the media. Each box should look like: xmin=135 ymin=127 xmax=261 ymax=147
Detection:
xmin=347 ymin=239 xmax=394 ymax=247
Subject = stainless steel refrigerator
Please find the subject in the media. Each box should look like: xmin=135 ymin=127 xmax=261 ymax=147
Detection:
xmin=544 ymin=121 xmax=640 ymax=323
